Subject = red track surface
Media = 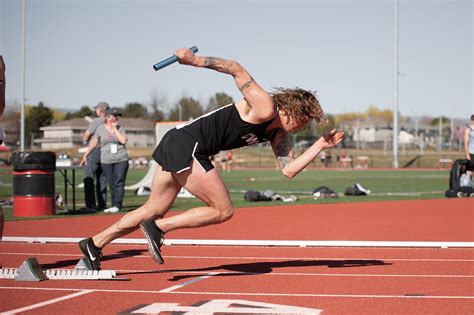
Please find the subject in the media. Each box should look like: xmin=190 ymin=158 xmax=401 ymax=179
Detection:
xmin=1 ymin=199 xmax=473 ymax=314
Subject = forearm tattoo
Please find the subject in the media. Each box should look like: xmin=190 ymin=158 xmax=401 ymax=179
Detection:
xmin=275 ymin=136 xmax=294 ymax=170
xmin=203 ymin=57 xmax=236 ymax=75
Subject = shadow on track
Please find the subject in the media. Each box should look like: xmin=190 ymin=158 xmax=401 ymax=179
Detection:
xmin=39 ymin=249 xmax=147 ymax=269
xmin=119 ymin=259 xmax=391 ymax=281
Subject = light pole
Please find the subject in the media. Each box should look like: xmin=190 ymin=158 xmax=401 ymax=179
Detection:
xmin=393 ymin=0 xmax=399 ymax=168
xmin=21 ymin=0 xmax=27 ymax=151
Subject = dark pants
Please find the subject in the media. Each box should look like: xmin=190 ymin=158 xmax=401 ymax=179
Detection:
xmin=469 ymin=154 xmax=474 ymax=171
xmin=101 ymin=160 xmax=129 ymax=209
xmin=83 ymin=148 xmax=107 ymax=209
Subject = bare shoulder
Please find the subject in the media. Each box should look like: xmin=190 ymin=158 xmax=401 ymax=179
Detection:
xmin=235 ymin=98 xmax=275 ymax=124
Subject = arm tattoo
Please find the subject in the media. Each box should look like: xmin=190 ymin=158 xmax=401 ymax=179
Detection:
xmin=274 ymin=136 xmax=294 ymax=170
xmin=278 ymin=156 xmax=292 ymax=170
xmin=239 ymin=77 xmax=255 ymax=92
xmin=203 ymin=57 xmax=236 ymax=74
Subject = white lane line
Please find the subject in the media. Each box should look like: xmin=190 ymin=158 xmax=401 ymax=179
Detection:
xmin=3 ymin=237 xmax=474 ymax=248
xmin=5 ymin=242 xmax=474 ymax=251
xmin=164 ymin=256 xmax=474 ymax=262
xmin=1 ymin=252 xmax=473 ymax=262
xmin=1 ymin=289 xmax=93 ymax=314
xmin=0 ymin=286 xmax=472 ymax=300
xmin=159 ymin=272 xmax=218 ymax=293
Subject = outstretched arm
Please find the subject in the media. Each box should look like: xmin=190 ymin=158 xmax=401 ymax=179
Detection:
xmin=271 ymin=130 xmax=344 ymax=179
xmin=174 ymin=48 xmax=274 ymax=122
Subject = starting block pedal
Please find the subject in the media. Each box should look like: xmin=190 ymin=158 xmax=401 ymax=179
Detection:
xmin=74 ymin=257 xmax=93 ymax=271
xmin=0 ymin=257 xmax=117 ymax=281
xmin=16 ymin=257 xmax=48 ymax=281
xmin=0 ymin=257 xmax=48 ymax=281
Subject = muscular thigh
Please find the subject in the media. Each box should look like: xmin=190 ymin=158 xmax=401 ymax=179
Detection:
xmin=173 ymin=160 xmax=232 ymax=208
xmin=146 ymin=165 xmax=182 ymax=206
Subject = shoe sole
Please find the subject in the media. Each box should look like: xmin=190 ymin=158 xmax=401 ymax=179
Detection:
xmin=140 ymin=224 xmax=164 ymax=264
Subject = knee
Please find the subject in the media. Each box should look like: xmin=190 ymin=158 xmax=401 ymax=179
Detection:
xmin=216 ymin=205 xmax=234 ymax=223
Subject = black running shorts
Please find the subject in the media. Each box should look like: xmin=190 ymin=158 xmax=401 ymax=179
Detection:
xmin=152 ymin=128 xmax=214 ymax=173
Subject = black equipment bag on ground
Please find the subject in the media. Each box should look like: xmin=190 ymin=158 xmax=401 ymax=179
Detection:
xmin=244 ymin=190 xmax=272 ymax=202
xmin=344 ymin=183 xmax=370 ymax=196
xmin=344 ymin=185 xmax=365 ymax=196
xmin=313 ymin=186 xmax=336 ymax=195
xmin=312 ymin=186 xmax=338 ymax=199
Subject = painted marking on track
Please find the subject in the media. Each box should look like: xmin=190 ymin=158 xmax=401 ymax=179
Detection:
xmin=131 ymin=299 xmax=322 ymax=314
xmin=1 ymin=289 xmax=93 ymax=314
xmin=0 ymin=287 xmax=472 ymax=300
xmin=158 ymin=272 xmax=218 ymax=293
xmin=2 ymin=252 xmax=474 ymax=262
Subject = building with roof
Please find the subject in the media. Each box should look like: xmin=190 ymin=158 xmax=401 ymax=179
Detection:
xmin=35 ymin=117 xmax=155 ymax=149
xmin=337 ymin=116 xmax=457 ymax=149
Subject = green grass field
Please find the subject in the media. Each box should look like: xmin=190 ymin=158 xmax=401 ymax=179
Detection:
xmin=0 ymin=167 xmax=450 ymax=221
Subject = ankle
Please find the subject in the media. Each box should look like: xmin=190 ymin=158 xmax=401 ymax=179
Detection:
xmin=90 ymin=238 xmax=102 ymax=250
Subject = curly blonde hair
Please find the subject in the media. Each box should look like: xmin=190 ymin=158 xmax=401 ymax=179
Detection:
xmin=270 ymin=87 xmax=327 ymax=127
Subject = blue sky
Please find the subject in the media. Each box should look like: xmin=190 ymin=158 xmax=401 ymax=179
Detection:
xmin=1 ymin=0 xmax=472 ymax=119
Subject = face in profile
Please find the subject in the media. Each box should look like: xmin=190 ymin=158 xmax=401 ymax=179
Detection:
xmin=280 ymin=112 xmax=310 ymax=132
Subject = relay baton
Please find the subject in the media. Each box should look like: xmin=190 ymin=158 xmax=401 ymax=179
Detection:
xmin=153 ymin=46 xmax=199 ymax=71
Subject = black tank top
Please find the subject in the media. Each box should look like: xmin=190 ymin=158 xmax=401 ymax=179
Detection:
xmin=175 ymin=103 xmax=278 ymax=156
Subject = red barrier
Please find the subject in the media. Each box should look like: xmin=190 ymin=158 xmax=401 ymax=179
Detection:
xmin=13 ymin=170 xmax=55 ymax=217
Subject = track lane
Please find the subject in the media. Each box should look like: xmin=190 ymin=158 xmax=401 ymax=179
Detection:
xmin=1 ymin=199 xmax=473 ymax=314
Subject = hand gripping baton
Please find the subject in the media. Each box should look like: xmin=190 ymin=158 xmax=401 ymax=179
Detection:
xmin=153 ymin=46 xmax=199 ymax=71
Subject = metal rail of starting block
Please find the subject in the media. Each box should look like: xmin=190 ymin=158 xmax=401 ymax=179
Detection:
xmin=0 ymin=257 xmax=118 ymax=281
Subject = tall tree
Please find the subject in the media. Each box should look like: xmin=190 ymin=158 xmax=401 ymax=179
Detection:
xmin=25 ymin=102 xmax=54 ymax=146
xmin=122 ymin=102 xmax=148 ymax=118
xmin=168 ymin=97 xmax=203 ymax=121
xmin=205 ymin=92 xmax=233 ymax=113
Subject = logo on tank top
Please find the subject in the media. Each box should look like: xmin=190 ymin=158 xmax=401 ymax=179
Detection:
xmin=242 ymin=133 xmax=259 ymax=145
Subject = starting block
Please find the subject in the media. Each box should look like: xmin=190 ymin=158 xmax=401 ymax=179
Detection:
xmin=0 ymin=257 xmax=117 ymax=281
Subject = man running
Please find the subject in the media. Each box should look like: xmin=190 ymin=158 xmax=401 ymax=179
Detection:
xmin=79 ymin=48 xmax=344 ymax=270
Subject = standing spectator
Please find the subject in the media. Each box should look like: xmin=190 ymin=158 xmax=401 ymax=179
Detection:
xmin=82 ymin=102 xmax=109 ymax=211
xmin=464 ymin=114 xmax=474 ymax=171
xmin=81 ymin=108 xmax=129 ymax=213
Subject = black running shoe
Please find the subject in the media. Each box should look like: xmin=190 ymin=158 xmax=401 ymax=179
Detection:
xmin=140 ymin=219 xmax=165 ymax=264
xmin=78 ymin=238 xmax=102 ymax=270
